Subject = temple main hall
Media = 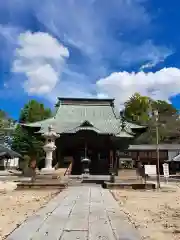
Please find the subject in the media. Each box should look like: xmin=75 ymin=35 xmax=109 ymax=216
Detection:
xmin=24 ymin=98 xmax=145 ymax=175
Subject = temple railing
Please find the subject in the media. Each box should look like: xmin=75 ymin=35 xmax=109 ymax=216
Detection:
xmin=64 ymin=162 xmax=72 ymax=176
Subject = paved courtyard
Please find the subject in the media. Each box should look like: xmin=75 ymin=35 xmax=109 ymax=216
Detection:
xmin=7 ymin=185 xmax=140 ymax=240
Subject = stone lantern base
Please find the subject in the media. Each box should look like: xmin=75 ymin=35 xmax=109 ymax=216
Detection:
xmin=40 ymin=167 xmax=55 ymax=175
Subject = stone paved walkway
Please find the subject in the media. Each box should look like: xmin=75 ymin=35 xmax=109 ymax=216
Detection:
xmin=7 ymin=186 xmax=140 ymax=240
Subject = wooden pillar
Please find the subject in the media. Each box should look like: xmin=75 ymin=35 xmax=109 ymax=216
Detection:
xmin=109 ymin=150 xmax=113 ymax=173
xmin=114 ymin=150 xmax=119 ymax=175
xmin=56 ymin=137 xmax=63 ymax=168
xmin=108 ymin=136 xmax=116 ymax=174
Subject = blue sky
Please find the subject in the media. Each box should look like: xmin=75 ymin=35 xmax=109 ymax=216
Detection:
xmin=0 ymin=0 xmax=180 ymax=119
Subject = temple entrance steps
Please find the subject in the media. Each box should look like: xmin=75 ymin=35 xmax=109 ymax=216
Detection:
xmin=67 ymin=179 xmax=83 ymax=186
xmin=66 ymin=175 xmax=111 ymax=187
xmin=68 ymin=175 xmax=111 ymax=180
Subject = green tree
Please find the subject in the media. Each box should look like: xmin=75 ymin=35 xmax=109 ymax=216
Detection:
xmin=12 ymin=100 xmax=52 ymax=163
xmin=124 ymin=93 xmax=180 ymax=144
xmin=0 ymin=110 xmax=15 ymax=145
xmin=19 ymin=100 xmax=52 ymax=123
xmin=0 ymin=110 xmax=14 ymax=128
xmin=124 ymin=93 xmax=150 ymax=124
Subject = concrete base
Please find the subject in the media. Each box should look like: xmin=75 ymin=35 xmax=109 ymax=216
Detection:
xmin=69 ymin=175 xmax=111 ymax=185
xmin=69 ymin=175 xmax=111 ymax=181
xmin=17 ymin=181 xmax=67 ymax=190
xmin=104 ymin=182 xmax=156 ymax=190
xmin=0 ymin=170 xmax=12 ymax=176
xmin=81 ymin=173 xmax=90 ymax=179
xmin=40 ymin=168 xmax=55 ymax=175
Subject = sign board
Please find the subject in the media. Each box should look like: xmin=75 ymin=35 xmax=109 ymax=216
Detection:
xmin=163 ymin=163 xmax=169 ymax=178
xmin=145 ymin=165 xmax=156 ymax=176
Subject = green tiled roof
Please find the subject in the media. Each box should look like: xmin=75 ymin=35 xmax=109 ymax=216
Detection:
xmin=115 ymin=130 xmax=134 ymax=138
xmin=22 ymin=117 xmax=55 ymax=127
xmin=23 ymin=98 xmax=145 ymax=137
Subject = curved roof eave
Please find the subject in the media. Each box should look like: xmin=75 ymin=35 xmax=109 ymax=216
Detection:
xmin=20 ymin=117 xmax=55 ymax=128
xmin=115 ymin=131 xmax=134 ymax=138
xmin=0 ymin=144 xmax=22 ymax=158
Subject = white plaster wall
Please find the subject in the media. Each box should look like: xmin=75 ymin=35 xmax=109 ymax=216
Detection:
xmin=4 ymin=158 xmax=19 ymax=168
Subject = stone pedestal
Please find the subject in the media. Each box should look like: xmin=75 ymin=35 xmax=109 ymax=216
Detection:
xmin=41 ymin=168 xmax=55 ymax=174
xmin=41 ymin=142 xmax=56 ymax=173
xmin=41 ymin=125 xmax=60 ymax=174
xmin=43 ymin=149 xmax=54 ymax=169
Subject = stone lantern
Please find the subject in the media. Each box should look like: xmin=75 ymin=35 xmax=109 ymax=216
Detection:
xmin=81 ymin=157 xmax=91 ymax=177
xmin=41 ymin=125 xmax=60 ymax=173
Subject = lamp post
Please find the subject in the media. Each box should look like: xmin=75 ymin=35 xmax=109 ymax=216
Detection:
xmin=41 ymin=125 xmax=60 ymax=173
xmin=154 ymin=110 xmax=160 ymax=189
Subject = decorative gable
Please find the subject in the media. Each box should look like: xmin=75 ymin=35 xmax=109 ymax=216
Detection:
xmin=80 ymin=121 xmax=94 ymax=127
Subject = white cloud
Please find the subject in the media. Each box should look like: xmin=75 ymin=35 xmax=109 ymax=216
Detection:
xmin=96 ymin=68 xmax=180 ymax=107
xmin=12 ymin=31 xmax=69 ymax=94
xmin=139 ymin=41 xmax=173 ymax=70
xmin=1 ymin=1 xmax=175 ymax=101
xmin=17 ymin=31 xmax=69 ymax=60
xmin=35 ymin=1 xmax=170 ymax=68
xmin=97 ymin=93 xmax=109 ymax=99
xmin=119 ymin=40 xmax=172 ymax=68
xmin=32 ymin=0 xmax=173 ymax=102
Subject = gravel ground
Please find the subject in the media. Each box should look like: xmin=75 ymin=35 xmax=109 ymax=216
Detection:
xmin=112 ymin=187 xmax=180 ymax=240
xmin=0 ymin=189 xmax=60 ymax=240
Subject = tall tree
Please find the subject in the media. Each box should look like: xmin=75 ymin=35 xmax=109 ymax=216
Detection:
xmin=124 ymin=93 xmax=180 ymax=144
xmin=124 ymin=93 xmax=150 ymax=124
xmin=12 ymin=100 xmax=52 ymax=161
xmin=19 ymin=100 xmax=52 ymax=123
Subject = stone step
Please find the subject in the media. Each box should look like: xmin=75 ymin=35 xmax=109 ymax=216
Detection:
xmin=68 ymin=180 xmax=83 ymax=186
